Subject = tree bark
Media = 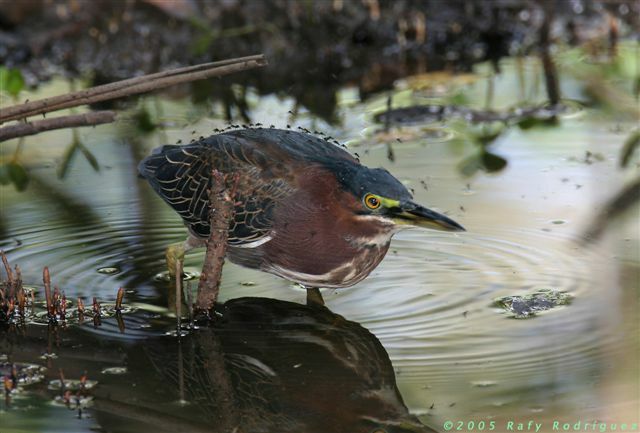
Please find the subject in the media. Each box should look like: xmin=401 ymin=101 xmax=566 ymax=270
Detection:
xmin=0 ymin=54 xmax=266 ymax=123
xmin=195 ymin=170 xmax=238 ymax=312
xmin=0 ymin=111 xmax=116 ymax=142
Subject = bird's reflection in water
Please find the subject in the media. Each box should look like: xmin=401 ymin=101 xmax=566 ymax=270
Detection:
xmin=94 ymin=297 xmax=436 ymax=433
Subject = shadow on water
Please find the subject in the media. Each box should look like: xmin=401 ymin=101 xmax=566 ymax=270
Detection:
xmin=1 ymin=297 xmax=435 ymax=433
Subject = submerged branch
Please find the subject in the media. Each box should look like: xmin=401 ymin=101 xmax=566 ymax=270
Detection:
xmin=0 ymin=111 xmax=116 ymax=142
xmin=0 ymin=54 xmax=267 ymax=124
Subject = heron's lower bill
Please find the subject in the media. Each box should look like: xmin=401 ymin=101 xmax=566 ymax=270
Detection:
xmin=392 ymin=201 xmax=465 ymax=232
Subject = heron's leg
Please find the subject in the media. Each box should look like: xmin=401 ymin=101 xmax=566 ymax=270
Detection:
xmin=306 ymin=287 xmax=325 ymax=306
xmin=166 ymin=235 xmax=206 ymax=276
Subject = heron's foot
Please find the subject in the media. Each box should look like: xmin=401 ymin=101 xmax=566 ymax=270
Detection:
xmin=166 ymin=242 xmax=186 ymax=277
xmin=306 ymin=287 xmax=325 ymax=307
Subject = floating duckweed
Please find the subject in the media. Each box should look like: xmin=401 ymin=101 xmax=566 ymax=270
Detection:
xmin=97 ymin=267 xmax=120 ymax=275
xmin=165 ymin=329 xmax=190 ymax=337
xmin=30 ymin=304 xmax=136 ymax=325
xmin=153 ymin=269 xmax=200 ymax=282
xmin=493 ymin=289 xmax=573 ymax=319
xmin=48 ymin=379 xmax=98 ymax=391
xmin=39 ymin=352 xmax=58 ymax=360
xmin=101 ymin=366 xmax=128 ymax=375
xmin=52 ymin=395 xmax=94 ymax=409
xmin=0 ymin=362 xmax=46 ymax=386
xmin=471 ymin=380 xmax=497 ymax=388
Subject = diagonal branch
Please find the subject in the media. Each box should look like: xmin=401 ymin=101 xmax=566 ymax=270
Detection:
xmin=0 ymin=111 xmax=116 ymax=142
xmin=0 ymin=54 xmax=267 ymax=124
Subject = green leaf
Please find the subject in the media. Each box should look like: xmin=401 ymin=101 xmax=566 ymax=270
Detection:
xmin=620 ymin=129 xmax=640 ymax=168
xmin=7 ymin=162 xmax=29 ymax=191
xmin=0 ymin=67 xmax=25 ymax=97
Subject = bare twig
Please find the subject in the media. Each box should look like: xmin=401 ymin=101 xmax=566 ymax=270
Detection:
xmin=17 ymin=286 xmax=25 ymax=316
xmin=1 ymin=251 xmax=13 ymax=289
xmin=92 ymin=297 xmax=101 ymax=327
xmin=185 ymin=281 xmax=194 ymax=327
xmin=77 ymin=298 xmax=85 ymax=323
xmin=43 ymin=267 xmax=53 ymax=317
xmin=175 ymin=259 xmax=183 ymax=330
xmin=0 ymin=54 xmax=267 ymax=123
xmin=92 ymin=297 xmax=101 ymax=317
xmin=196 ymin=170 xmax=239 ymax=312
xmin=0 ymin=111 xmax=116 ymax=142
xmin=115 ymin=287 xmax=125 ymax=312
xmin=14 ymin=265 xmax=22 ymax=295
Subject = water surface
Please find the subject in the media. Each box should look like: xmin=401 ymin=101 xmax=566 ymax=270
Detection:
xmin=1 ymin=54 xmax=638 ymax=432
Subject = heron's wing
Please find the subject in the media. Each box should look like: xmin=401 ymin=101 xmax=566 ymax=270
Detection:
xmin=223 ymin=128 xmax=358 ymax=164
xmin=138 ymin=134 xmax=297 ymax=246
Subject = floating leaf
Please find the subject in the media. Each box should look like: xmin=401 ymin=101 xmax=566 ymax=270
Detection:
xmin=7 ymin=162 xmax=29 ymax=191
xmin=620 ymin=128 xmax=640 ymax=168
xmin=493 ymin=289 xmax=573 ymax=319
xmin=0 ymin=67 xmax=25 ymax=97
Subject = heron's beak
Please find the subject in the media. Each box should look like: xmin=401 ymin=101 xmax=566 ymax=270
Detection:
xmin=391 ymin=201 xmax=465 ymax=232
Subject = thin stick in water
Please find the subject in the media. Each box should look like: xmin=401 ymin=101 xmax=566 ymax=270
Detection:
xmin=175 ymin=259 xmax=183 ymax=331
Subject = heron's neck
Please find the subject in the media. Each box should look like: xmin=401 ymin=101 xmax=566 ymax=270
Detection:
xmin=345 ymin=214 xmax=399 ymax=248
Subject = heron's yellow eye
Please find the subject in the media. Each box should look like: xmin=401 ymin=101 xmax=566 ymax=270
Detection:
xmin=364 ymin=193 xmax=381 ymax=210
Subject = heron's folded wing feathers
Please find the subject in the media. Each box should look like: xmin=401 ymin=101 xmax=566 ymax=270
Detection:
xmin=138 ymin=136 xmax=296 ymax=246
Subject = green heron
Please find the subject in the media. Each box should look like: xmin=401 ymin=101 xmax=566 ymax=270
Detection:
xmin=139 ymin=128 xmax=464 ymax=303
